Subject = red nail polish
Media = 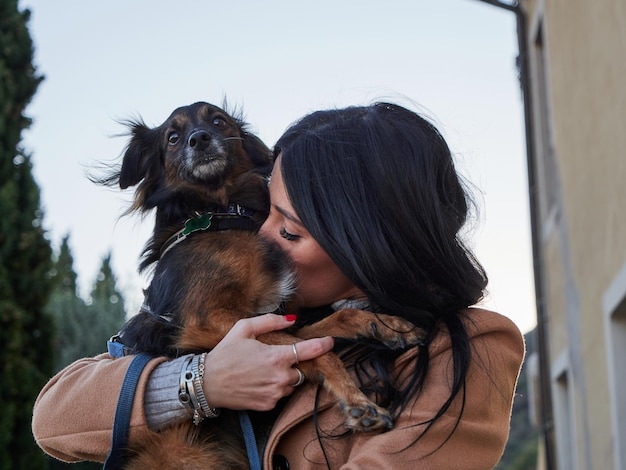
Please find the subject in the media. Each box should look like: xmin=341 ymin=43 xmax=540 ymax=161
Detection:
xmin=284 ymin=314 xmax=297 ymax=322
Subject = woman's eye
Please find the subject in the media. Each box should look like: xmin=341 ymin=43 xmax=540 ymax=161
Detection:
xmin=168 ymin=132 xmax=179 ymax=145
xmin=279 ymin=227 xmax=300 ymax=242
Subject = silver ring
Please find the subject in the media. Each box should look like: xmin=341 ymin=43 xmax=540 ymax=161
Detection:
xmin=291 ymin=343 xmax=299 ymax=365
xmin=291 ymin=367 xmax=305 ymax=387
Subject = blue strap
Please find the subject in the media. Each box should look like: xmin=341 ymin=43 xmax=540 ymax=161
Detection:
xmin=103 ymin=353 xmax=153 ymax=470
xmin=107 ymin=337 xmax=126 ymax=358
xmin=105 ymin=342 xmax=261 ymax=469
xmin=239 ymin=411 xmax=261 ymax=470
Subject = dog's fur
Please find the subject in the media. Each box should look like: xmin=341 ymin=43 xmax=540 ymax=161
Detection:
xmin=102 ymin=102 xmax=423 ymax=469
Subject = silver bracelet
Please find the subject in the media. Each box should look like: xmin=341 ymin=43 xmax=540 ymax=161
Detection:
xmin=178 ymin=354 xmax=219 ymax=425
xmin=178 ymin=355 xmax=195 ymax=414
xmin=191 ymin=353 xmax=220 ymax=422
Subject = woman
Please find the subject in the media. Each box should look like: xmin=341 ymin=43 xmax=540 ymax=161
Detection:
xmin=33 ymin=102 xmax=525 ymax=469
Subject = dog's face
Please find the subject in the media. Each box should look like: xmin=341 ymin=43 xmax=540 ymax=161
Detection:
xmin=161 ymin=102 xmax=249 ymax=186
xmin=118 ymin=102 xmax=273 ymax=210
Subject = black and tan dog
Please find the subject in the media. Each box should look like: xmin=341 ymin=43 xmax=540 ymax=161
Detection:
xmin=102 ymin=102 xmax=422 ymax=469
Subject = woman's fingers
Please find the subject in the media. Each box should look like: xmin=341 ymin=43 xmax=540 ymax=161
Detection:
xmin=287 ymin=337 xmax=334 ymax=364
xmin=231 ymin=313 xmax=297 ymax=338
xmin=290 ymin=367 xmax=306 ymax=387
xmin=202 ymin=314 xmax=334 ymax=411
xmin=229 ymin=314 xmax=335 ymax=363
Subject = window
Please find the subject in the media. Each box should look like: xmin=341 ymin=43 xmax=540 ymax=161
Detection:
xmin=552 ymin=350 xmax=576 ymax=470
xmin=603 ymin=264 xmax=626 ymax=470
xmin=530 ymin=21 xmax=560 ymax=230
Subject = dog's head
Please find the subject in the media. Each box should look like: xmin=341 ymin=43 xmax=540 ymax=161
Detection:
xmin=117 ymin=102 xmax=273 ymax=214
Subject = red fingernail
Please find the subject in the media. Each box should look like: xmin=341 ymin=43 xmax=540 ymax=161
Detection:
xmin=284 ymin=314 xmax=297 ymax=322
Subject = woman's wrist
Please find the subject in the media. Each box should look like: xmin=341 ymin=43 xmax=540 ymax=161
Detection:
xmin=178 ymin=353 xmax=220 ymax=424
xmin=144 ymin=355 xmax=193 ymax=431
xmin=144 ymin=353 xmax=221 ymax=431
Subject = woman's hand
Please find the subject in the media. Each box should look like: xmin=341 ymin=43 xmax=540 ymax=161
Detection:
xmin=201 ymin=314 xmax=334 ymax=411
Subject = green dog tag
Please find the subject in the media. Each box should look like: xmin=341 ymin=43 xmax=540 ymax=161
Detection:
xmin=182 ymin=213 xmax=213 ymax=235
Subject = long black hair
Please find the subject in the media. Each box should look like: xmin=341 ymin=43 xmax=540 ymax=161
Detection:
xmin=275 ymin=102 xmax=488 ymax=443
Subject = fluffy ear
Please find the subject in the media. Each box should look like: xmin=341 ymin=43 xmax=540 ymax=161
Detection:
xmin=241 ymin=131 xmax=274 ymax=172
xmin=119 ymin=122 xmax=161 ymax=189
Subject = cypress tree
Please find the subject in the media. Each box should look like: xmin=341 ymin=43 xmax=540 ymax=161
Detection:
xmin=46 ymin=236 xmax=89 ymax=372
xmin=51 ymin=234 xmax=78 ymax=293
xmin=88 ymin=252 xmax=127 ymax=345
xmin=0 ymin=1 xmax=54 ymax=468
xmin=44 ymin=245 xmax=125 ymax=470
xmin=48 ymin=243 xmax=127 ymax=371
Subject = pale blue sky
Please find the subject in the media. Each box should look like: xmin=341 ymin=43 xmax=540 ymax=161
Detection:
xmin=19 ymin=0 xmax=537 ymax=333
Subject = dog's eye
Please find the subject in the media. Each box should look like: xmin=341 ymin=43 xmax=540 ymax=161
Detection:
xmin=212 ymin=117 xmax=227 ymax=128
xmin=168 ymin=132 xmax=179 ymax=145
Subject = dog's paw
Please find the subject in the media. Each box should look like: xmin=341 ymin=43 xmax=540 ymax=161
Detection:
xmin=365 ymin=314 xmax=424 ymax=350
xmin=340 ymin=400 xmax=393 ymax=432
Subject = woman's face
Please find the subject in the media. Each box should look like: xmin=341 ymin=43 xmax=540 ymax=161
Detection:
xmin=259 ymin=156 xmax=363 ymax=312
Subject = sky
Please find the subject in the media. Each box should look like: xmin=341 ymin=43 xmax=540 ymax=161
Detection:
xmin=18 ymin=0 xmax=537 ymax=334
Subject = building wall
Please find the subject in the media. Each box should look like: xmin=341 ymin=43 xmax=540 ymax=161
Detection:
xmin=522 ymin=0 xmax=626 ymax=468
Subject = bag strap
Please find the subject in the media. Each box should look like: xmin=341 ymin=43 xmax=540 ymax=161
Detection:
xmin=103 ymin=353 xmax=153 ymax=470
xmin=239 ymin=410 xmax=261 ymax=470
xmin=102 ymin=350 xmax=261 ymax=469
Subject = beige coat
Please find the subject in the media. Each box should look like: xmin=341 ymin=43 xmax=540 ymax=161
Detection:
xmin=32 ymin=308 xmax=524 ymax=469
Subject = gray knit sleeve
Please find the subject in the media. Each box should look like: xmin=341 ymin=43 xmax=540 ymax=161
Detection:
xmin=144 ymin=354 xmax=193 ymax=431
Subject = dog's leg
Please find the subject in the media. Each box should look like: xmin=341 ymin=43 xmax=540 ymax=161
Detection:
xmin=296 ymin=309 xmax=425 ymax=349
xmin=177 ymin=309 xmax=424 ymax=432
xmin=256 ymin=330 xmax=395 ymax=432
xmin=291 ymin=310 xmax=426 ymax=432
xmin=297 ymin=350 xmax=395 ymax=432
xmin=178 ymin=314 xmax=397 ymax=430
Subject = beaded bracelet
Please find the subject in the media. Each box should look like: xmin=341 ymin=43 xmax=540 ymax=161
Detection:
xmin=178 ymin=353 xmax=220 ymax=424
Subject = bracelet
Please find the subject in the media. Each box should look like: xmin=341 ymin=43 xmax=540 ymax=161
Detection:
xmin=177 ymin=354 xmax=219 ymax=425
xmin=178 ymin=355 xmax=194 ymax=412
xmin=191 ymin=353 xmax=220 ymax=422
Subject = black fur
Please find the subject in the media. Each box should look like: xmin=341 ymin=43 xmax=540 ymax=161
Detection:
xmin=94 ymin=102 xmax=276 ymax=357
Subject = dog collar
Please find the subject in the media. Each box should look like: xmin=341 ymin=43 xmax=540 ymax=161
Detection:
xmin=160 ymin=204 xmax=258 ymax=259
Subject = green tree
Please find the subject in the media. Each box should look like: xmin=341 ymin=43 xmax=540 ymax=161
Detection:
xmin=45 ymin=243 xmax=126 ymax=470
xmin=85 ymin=252 xmax=127 ymax=356
xmin=46 ymin=236 xmax=90 ymax=372
xmin=0 ymin=1 xmax=54 ymax=468
xmin=52 ymin=234 xmax=78 ymax=293
xmin=48 ymin=240 xmax=127 ymax=370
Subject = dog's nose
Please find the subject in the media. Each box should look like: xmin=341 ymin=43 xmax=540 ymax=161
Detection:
xmin=188 ymin=130 xmax=211 ymax=151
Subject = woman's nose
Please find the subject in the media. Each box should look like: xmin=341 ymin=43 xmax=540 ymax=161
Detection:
xmin=258 ymin=217 xmax=274 ymax=241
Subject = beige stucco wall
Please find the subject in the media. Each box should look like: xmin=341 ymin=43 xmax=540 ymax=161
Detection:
xmin=523 ymin=0 xmax=626 ymax=467
xmin=544 ymin=0 xmax=626 ymax=286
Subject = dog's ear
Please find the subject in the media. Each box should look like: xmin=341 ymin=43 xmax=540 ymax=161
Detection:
xmin=119 ymin=122 xmax=162 ymax=190
xmin=241 ymin=131 xmax=274 ymax=171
